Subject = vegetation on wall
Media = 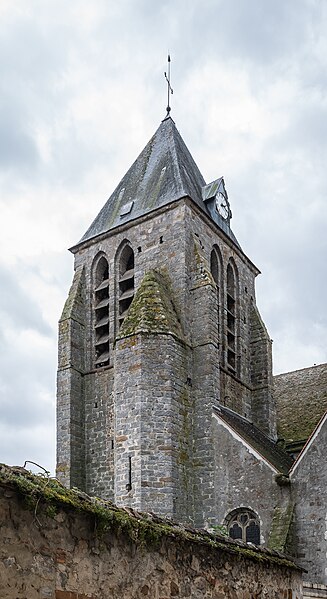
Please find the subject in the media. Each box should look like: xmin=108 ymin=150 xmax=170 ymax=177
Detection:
xmin=0 ymin=463 xmax=300 ymax=570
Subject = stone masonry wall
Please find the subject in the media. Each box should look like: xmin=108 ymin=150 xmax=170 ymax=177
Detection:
xmin=290 ymin=416 xmax=327 ymax=586
xmin=74 ymin=203 xmax=190 ymax=504
xmin=114 ymin=333 xmax=192 ymax=522
xmin=0 ymin=466 xmax=303 ymax=599
xmin=303 ymin=582 xmax=327 ymax=598
xmin=84 ymin=368 xmax=115 ymax=500
xmin=57 ymin=267 xmax=86 ymax=491
xmin=57 ymin=198 xmax=275 ymax=523
xmin=212 ymin=414 xmax=287 ymax=545
xmin=250 ymin=303 xmax=276 ymax=439
xmin=189 ymin=236 xmax=220 ymax=527
xmin=185 ymin=200 xmax=267 ymax=425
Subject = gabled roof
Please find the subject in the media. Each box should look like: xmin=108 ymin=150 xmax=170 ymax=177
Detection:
xmin=76 ymin=117 xmax=240 ymax=248
xmin=213 ymin=405 xmax=293 ymax=474
xmin=274 ymin=362 xmax=327 ymax=443
xmin=290 ymin=409 xmax=327 ymax=476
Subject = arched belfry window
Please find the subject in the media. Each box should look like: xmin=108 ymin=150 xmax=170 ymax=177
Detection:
xmin=226 ymin=262 xmax=237 ymax=372
xmin=118 ymin=245 xmax=135 ymax=328
xmin=94 ymin=256 xmax=110 ymax=368
xmin=210 ymin=247 xmax=221 ymax=348
xmin=210 ymin=249 xmax=219 ymax=287
xmin=225 ymin=508 xmax=260 ymax=545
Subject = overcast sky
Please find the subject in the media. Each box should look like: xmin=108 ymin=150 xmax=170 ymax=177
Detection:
xmin=1 ymin=0 xmax=326 ymax=474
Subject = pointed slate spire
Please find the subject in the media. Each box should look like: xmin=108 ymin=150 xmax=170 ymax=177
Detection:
xmin=75 ymin=116 xmax=240 ymax=249
xmin=77 ymin=117 xmax=205 ymax=245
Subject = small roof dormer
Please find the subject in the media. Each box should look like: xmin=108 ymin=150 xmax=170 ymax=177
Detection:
xmin=202 ymin=177 xmax=236 ymax=242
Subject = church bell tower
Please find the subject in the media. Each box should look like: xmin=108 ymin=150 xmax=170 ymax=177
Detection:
xmin=56 ymin=115 xmax=276 ymax=526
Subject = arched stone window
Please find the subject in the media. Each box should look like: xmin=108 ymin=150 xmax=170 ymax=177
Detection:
xmin=94 ymin=255 xmax=110 ymax=368
xmin=210 ymin=246 xmax=221 ymax=348
xmin=118 ymin=244 xmax=135 ymax=328
xmin=225 ymin=508 xmax=260 ymax=545
xmin=210 ymin=249 xmax=219 ymax=287
xmin=226 ymin=261 xmax=237 ymax=372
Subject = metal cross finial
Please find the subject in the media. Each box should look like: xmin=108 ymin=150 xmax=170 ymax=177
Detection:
xmin=164 ymin=54 xmax=173 ymax=117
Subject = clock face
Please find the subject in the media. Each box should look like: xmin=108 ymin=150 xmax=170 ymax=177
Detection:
xmin=215 ymin=192 xmax=229 ymax=220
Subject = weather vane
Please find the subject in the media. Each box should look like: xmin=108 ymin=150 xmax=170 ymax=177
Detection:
xmin=164 ymin=54 xmax=173 ymax=117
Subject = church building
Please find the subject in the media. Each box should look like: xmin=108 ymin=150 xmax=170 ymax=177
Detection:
xmin=56 ymin=114 xmax=327 ymax=592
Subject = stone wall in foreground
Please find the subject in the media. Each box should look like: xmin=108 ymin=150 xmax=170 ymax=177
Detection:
xmin=0 ymin=465 xmax=303 ymax=599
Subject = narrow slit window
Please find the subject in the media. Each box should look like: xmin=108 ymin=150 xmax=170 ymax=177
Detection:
xmin=94 ymin=256 xmax=110 ymax=368
xmin=126 ymin=456 xmax=132 ymax=491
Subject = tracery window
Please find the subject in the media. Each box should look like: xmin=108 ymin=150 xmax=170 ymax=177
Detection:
xmin=94 ymin=256 xmax=110 ymax=368
xmin=225 ymin=508 xmax=260 ymax=545
xmin=226 ymin=262 xmax=237 ymax=372
xmin=118 ymin=245 xmax=135 ymax=328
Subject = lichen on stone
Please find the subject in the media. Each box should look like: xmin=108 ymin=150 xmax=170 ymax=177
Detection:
xmin=116 ymin=269 xmax=184 ymax=342
xmin=275 ymin=364 xmax=327 ymax=443
xmin=268 ymin=501 xmax=294 ymax=554
xmin=0 ymin=463 xmax=300 ymax=570
xmin=60 ymin=266 xmax=85 ymax=323
xmin=192 ymin=237 xmax=214 ymax=289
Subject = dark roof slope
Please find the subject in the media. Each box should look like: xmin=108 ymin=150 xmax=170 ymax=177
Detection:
xmin=214 ymin=405 xmax=293 ymax=474
xmin=76 ymin=117 xmax=240 ymax=248
xmin=78 ymin=117 xmax=205 ymax=244
xmin=274 ymin=363 xmax=327 ymax=443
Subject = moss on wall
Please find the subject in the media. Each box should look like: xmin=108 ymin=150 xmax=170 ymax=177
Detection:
xmin=60 ymin=266 xmax=85 ymax=323
xmin=268 ymin=502 xmax=295 ymax=554
xmin=275 ymin=364 xmax=327 ymax=443
xmin=116 ymin=270 xmax=184 ymax=342
xmin=0 ymin=464 xmax=300 ymax=570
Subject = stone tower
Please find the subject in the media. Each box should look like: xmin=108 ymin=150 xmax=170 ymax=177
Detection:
xmin=57 ymin=116 xmax=276 ymax=526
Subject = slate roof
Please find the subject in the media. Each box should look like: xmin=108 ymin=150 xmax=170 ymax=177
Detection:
xmin=213 ymin=405 xmax=294 ymax=474
xmin=76 ymin=117 xmax=240 ymax=248
xmin=274 ymin=363 xmax=327 ymax=443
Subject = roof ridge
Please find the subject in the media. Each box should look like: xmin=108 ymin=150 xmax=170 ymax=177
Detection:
xmin=72 ymin=118 xmax=240 ymax=251
xmin=168 ymin=119 xmax=185 ymax=194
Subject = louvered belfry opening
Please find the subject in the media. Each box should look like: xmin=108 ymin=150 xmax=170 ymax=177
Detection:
xmin=118 ymin=245 xmax=134 ymax=328
xmin=226 ymin=263 xmax=236 ymax=372
xmin=94 ymin=256 xmax=110 ymax=368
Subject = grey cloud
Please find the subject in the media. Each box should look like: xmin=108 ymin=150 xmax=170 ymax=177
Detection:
xmin=0 ymin=422 xmax=55 ymax=473
xmin=0 ymin=322 xmax=55 ymax=429
xmin=0 ymin=265 xmax=52 ymax=336
xmin=116 ymin=0 xmax=318 ymax=69
xmin=0 ymin=0 xmax=326 ymax=473
xmin=0 ymin=99 xmax=39 ymax=171
xmin=282 ymin=105 xmax=327 ymax=158
xmin=215 ymin=0 xmax=315 ymax=63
